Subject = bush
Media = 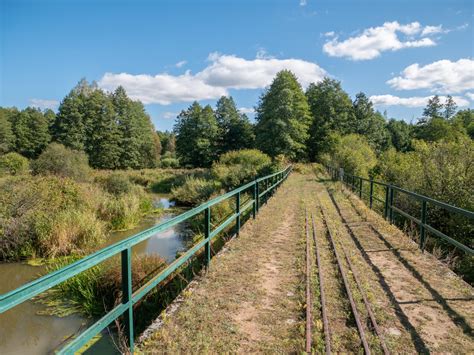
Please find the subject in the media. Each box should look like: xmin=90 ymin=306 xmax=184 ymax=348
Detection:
xmin=0 ymin=176 xmax=106 ymax=259
xmin=0 ymin=152 xmax=29 ymax=176
xmin=102 ymin=192 xmax=153 ymax=231
xmin=32 ymin=143 xmax=90 ymax=181
xmin=171 ymin=177 xmax=220 ymax=206
xmin=211 ymin=149 xmax=273 ymax=189
xmin=325 ymin=134 xmax=377 ymax=178
xmin=98 ymin=173 xmax=133 ymax=195
xmin=160 ymin=157 xmax=180 ymax=168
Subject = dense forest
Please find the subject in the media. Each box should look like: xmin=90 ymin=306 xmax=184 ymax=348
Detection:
xmin=0 ymin=71 xmax=472 ymax=280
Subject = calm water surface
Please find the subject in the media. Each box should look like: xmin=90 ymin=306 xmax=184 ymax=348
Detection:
xmin=0 ymin=195 xmax=190 ymax=354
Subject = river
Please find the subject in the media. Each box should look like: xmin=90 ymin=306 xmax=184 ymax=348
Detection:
xmin=0 ymin=195 xmax=190 ymax=354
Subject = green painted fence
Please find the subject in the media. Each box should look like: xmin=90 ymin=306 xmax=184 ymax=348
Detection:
xmin=326 ymin=166 xmax=473 ymax=256
xmin=0 ymin=165 xmax=292 ymax=354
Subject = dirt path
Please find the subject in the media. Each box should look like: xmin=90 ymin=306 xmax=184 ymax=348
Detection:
xmin=138 ymin=170 xmax=474 ymax=354
xmin=139 ymin=172 xmax=311 ymax=353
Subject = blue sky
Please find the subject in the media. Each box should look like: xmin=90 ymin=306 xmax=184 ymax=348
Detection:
xmin=1 ymin=0 xmax=473 ymax=131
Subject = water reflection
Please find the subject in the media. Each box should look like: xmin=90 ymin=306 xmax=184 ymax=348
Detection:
xmin=0 ymin=195 xmax=188 ymax=354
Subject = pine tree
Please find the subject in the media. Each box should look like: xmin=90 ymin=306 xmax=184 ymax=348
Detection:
xmin=444 ymin=95 xmax=457 ymax=120
xmin=215 ymin=96 xmax=255 ymax=153
xmin=0 ymin=108 xmax=16 ymax=154
xmin=174 ymin=102 xmax=219 ymax=167
xmin=255 ymin=70 xmax=310 ymax=160
xmin=422 ymin=95 xmax=443 ymax=121
xmin=12 ymin=107 xmax=51 ymax=158
xmin=306 ymin=78 xmax=353 ymax=160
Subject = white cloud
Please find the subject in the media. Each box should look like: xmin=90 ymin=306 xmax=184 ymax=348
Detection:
xmin=466 ymin=92 xmax=474 ymax=100
xmin=175 ymin=60 xmax=187 ymax=68
xmin=421 ymin=25 xmax=445 ymax=35
xmin=323 ymin=21 xmax=438 ymax=60
xmin=370 ymin=94 xmax=469 ymax=108
xmin=239 ymin=107 xmax=255 ymax=114
xmin=387 ymin=58 xmax=474 ymax=93
xmin=323 ymin=31 xmax=335 ymax=37
xmin=162 ymin=111 xmax=178 ymax=119
xmin=29 ymin=98 xmax=59 ymax=110
xmin=299 ymin=0 xmax=307 ymax=6
xmin=99 ymin=53 xmax=327 ymax=105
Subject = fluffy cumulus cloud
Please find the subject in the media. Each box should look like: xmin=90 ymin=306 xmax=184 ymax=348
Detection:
xmin=175 ymin=60 xmax=187 ymax=68
xmin=387 ymin=58 xmax=474 ymax=93
xmin=466 ymin=92 xmax=474 ymax=100
xmin=323 ymin=21 xmax=439 ymax=60
xmin=370 ymin=94 xmax=469 ymax=108
xmin=99 ymin=53 xmax=326 ymax=105
xmin=29 ymin=98 xmax=59 ymax=110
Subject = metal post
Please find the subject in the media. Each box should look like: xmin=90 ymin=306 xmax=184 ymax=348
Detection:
xmin=369 ymin=179 xmax=374 ymax=209
xmin=384 ymin=185 xmax=389 ymax=219
xmin=420 ymin=201 xmax=427 ymax=251
xmin=121 ymin=247 xmax=134 ymax=353
xmin=204 ymin=207 xmax=211 ymax=267
xmin=389 ymin=187 xmax=394 ymax=224
xmin=236 ymin=192 xmax=240 ymax=236
xmin=252 ymin=180 xmax=257 ymax=219
xmin=359 ymin=178 xmax=363 ymax=198
xmin=255 ymin=179 xmax=260 ymax=213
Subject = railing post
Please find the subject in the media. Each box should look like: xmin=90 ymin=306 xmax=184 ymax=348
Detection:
xmin=204 ymin=207 xmax=211 ymax=267
xmin=384 ymin=185 xmax=389 ymax=220
xmin=359 ymin=178 xmax=363 ymax=198
xmin=236 ymin=192 xmax=240 ymax=236
xmin=252 ymin=180 xmax=257 ymax=219
xmin=255 ymin=179 xmax=260 ymax=213
xmin=420 ymin=200 xmax=427 ymax=251
xmin=121 ymin=247 xmax=134 ymax=353
xmin=389 ymin=186 xmax=394 ymax=224
xmin=369 ymin=179 xmax=374 ymax=209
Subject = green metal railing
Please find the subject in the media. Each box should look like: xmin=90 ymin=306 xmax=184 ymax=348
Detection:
xmin=0 ymin=165 xmax=292 ymax=354
xmin=326 ymin=166 xmax=473 ymax=255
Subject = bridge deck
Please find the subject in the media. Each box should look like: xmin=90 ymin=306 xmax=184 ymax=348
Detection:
xmin=138 ymin=171 xmax=474 ymax=353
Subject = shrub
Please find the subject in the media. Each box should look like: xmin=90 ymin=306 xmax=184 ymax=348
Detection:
xmin=0 ymin=176 xmax=106 ymax=260
xmin=98 ymin=173 xmax=133 ymax=195
xmin=32 ymin=143 xmax=90 ymax=181
xmin=326 ymin=134 xmax=377 ymax=178
xmin=0 ymin=152 xmax=29 ymax=176
xmin=171 ymin=177 xmax=220 ymax=206
xmin=211 ymin=149 xmax=272 ymax=189
xmin=160 ymin=157 xmax=180 ymax=169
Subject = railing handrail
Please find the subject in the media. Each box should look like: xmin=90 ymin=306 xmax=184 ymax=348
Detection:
xmin=0 ymin=165 xmax=293 ymax=353
xmin=326 ymin=165 xmax=473 ymax=256
xmin=338 ymin=170 xmax=474 ymax=219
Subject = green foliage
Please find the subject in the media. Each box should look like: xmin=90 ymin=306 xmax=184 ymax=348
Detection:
xmin=0 ymin=108 xmax=16 ymax=154
xmin=31 ymin=143 xmax=90 ymax=181
xmin=351 ymin=93 xmax=390 ymax=153
xmin=211 ymin=149 xmax=272 ymax=189
xmin=215 ymin=96 xmax=255 ymax=153
xmin=306 ymin=78 xmax=354 ymax=160
xmin=452 ymin=109 xmax=474 ymax=139
xmin=160 ymin=156 xmax=180 ymax=169
xmin=12 ymin=107 xmax=51 ymax=158
xmin=98 ymin=173 xmax=133 ymax=195
xmin=255 ymin=70 xmax=311 ymax=160
xmin=0 ymin=176 xmax=106 ymax=260
xmin=53 ymin=80 xmax=159 ymax=169
xmin=0 ymin=152 xmax=29 ymax=176
xmin=157 ymin=131 xmax=176 ymax=156
xmin=325 ymin=134 xmax=377 ymax=178
xmin=43 ymin=254 xmax=167 ymax=317
xmin=387 ymin=119 xmax=413 ymax=152
xmin=171 ymin=177 xmax=220 ymax=206
xmin=174 ymin=102 xmax=220 ymax=167
xmin=102 ymin=191 xmax=153 ymax=230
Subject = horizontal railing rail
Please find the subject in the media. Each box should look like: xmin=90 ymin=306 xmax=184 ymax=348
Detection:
xmin=0 ymin=165 xmax=292 ymax=354
xmin=326 ymin=166 xmax=473 ymax=256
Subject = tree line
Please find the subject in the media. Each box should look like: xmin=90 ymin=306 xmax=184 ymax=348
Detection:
xmin=174 ymin=70 xmax=473 ymax=167
xmin=0 ymin=79 xmax=160 ymax=169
